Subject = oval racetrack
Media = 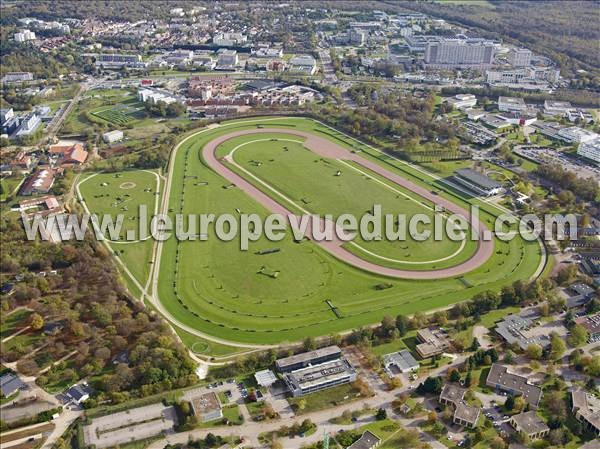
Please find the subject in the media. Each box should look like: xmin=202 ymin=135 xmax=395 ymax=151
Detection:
xmin=202 ymin=128 xmax=495 ymax=280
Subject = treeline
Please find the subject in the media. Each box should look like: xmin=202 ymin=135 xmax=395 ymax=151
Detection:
xmin=0 ymin=213 xmax=197 ymax=405
xmin=534 ymin=163 xmax=600 ymax=202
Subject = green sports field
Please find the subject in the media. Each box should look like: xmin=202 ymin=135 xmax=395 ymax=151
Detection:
xmin=77 ymin=169 xmax=161 ymax=288
xmin=148 ymin=117 xmax=544 ymax=345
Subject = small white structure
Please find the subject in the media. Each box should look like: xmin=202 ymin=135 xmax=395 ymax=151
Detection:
xmin=102 ymin=130 xmax=124 ymax=144
xmin=254 ymin=369 xmax=278 ymax=388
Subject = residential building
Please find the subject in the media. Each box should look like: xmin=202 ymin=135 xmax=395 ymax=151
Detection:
xmin=282 ymin=357 xmax=357 ymax=397
xmin=66 ymin=383 xmax=92 ymax=404
xmin=572 ymin=389 xmax=600 ymax=436
xmin=216 ymin=49 xmax=238 ymax=69
xmin=498 ymin=96 xmax=527 ymax=113
xmin=454 ymin=402 xmax=481 ymax=428
xmin=558 ymin=126 xmax=599 ymax=144
xmin=102 ymin=130 xmax=124 ymax=144
xmin=213 ymin=32 xmax=247 ymax=47
xmin=578 ymin=137 xmax=600 ymax=164
xmin=574 ymin=313 xmax=600 ymax=343
xmin=18 ymin=196 xmax=63 ymax=219
xmin=0 ymin=108 xmax=14 ymax=124
xmin=453 ymin=168 xmax=503 ymax=197
xmin=508 ymin=48 xmax=532 ymax=67
xmin=275 ymin=345 xmax=342 ymax=373
xmin=14 ymin=29 xmax=36 ymax=42
xmin=49 ymin=143 xmax=88 ymax=165
xmin=509 ymin=411 xmax=549 ymax=439
xmin=445 ymin=94 xmax=477 ymax=110
xmin=289 ymin=55 xmax=317 ymax=75
xmin=439 ymin=384 xmax=480 ymax=428
xmin=416 ymin=327 xmax=450 ymax=358
xmin=485 ymin=364 xmax=542 ymax=408
xmin=19 ymin=167 xmax=60 ymax=195
xmin=439 ymin=384 xmax=466 ymax=407
xmin=0 ymin=372 xmax=25 ymax=398
xmin=347 ymin=430 xmax=381 ymax=449
xmin=424 ymin=38 xmax=495 ymax=68
xmin=190 ymin=392 xmax=223 ymax=422
xmin=382 ymin=349 xmax=419 ymax=375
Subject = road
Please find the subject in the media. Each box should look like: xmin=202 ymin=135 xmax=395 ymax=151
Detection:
xmin=145 ymin=352 xmax=469 ymax=449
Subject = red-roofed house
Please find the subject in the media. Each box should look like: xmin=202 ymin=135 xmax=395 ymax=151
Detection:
xmin=49 ymin=143 xmax=88 ymax=166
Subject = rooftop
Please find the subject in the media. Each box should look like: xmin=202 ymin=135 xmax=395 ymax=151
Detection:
xmin=275 ymin=345 xmax=341 ymax=371
xmin=510 ymin=411 xmax=549 ymax=435
xmin=486 ymin=364 xmax=542 ymax=407
xmin=284 ymin=358 xmax=355 ymax=392
xmin=454 ymin=402 xmax=481 ymax=424
xmin=190 ymin=392 xmax=221 ymax=417
xmin=575 ymin=313 xmax=600 ymax=335
xmin=347 ymin=430 xmax=381 ymax=449
xmin=440 ymin=383 xmax=467 ymax=405
xmin=455 ymin=168 xmax=502 ymax=190
xmin=383 ymin=349 xmax=419 ymax=372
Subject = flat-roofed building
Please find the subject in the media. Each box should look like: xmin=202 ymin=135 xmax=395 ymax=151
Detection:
xmin=102 ymin=130 xmax=124 ymax=144
xmin=445 ymin=94 xmax=477 ymax=110
xmin=498 ymin=96 xmax=527 ymax=113
xmin=578 ymin=137 xmax=600 ymax=165
xmin=190 ymin=392 xmax=222 ymax=423
xmin=383 ymin=349 xmax=419 ymax=375
xmin=485 ymin=364 xmax=542 ymax=408
xmin=283 ymin=357 xmax=356 ymax=397
xmin=347 ymin=430 xmax=381 ymax=449
xmin=254 ymin=369 xmax=278 ymax=388
xmin=509 ymin=411 xmax=549 ymax=439
xmin=275 ymin=345 xmax=342 ymax=373
xmin=572 ymin=389 xmax=600 ymax=436
xmin=416 ymin=328 xmax=450 ymax=358
xmin=544 ymin=100 xmax=572 ymax=116
xmin=495 ymin=312 xmax=550 ymax=350
xmin=557 ymin=126 xmax=598 ymax=144
xmin=453 ymin=168 xmax=503 ymax=197
xmin=424 ymin=38 xmax=495 ymax=68
xmin=508 ymin=48 xmax=531 ymax=67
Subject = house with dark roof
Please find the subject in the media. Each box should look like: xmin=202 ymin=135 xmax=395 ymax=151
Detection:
xmin=66 ymin=383 xmax=92 ymax=404
xmin=509 ymin=411 xmax=549 ymax=439
xmin=485 ymin=364 xmax=542 ymax=408
xmin=0 ymin=372 xmax=26 ymax=398
xmin=572 ymin=389 xmax=600 ymax=436
xmin=346 ymin=430 xmax=381 ymax=449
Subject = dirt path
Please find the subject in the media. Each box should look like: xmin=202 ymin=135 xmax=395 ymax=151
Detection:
xmin=202 ymin=128 xmax=494 ymax=280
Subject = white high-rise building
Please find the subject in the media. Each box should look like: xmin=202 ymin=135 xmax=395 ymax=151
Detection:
xmin=578 ymin=137 xmax=600 ymax=164
xmin=424 ymin=39 xmax=495 ymax=68
xmin=508 ymin=48 xmax=532 ymax=67
xmin=14 ymin=29 xmax=36 ymax=42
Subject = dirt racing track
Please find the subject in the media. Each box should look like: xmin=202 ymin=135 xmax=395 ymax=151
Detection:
xmin=202 ymin=128 xmax=495 ymax=280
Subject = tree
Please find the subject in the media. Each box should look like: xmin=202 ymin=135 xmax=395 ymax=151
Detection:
xmin=296 ymin=398 xmax=306 ymax=411
xmin=550 ymin=333 xmax=566 ymax=360
xmin=568 ymin=324 xmax=589 ymax=347
xmin=504 ymin=395 xmax=515 ymax=411
xmin=417 ymin=376 xmax=443 ymax=395
xmin=556 ymin=264 xmax=579 ymax=286
xmin=30 ymin=313 xmax=44 ymax=330
xmin=302 ymin=337 xmax=316 ymax=352
xmin=526 ymin=343 xmax=543 ymax=360
xmin=395 ymin=314 xmax=409 ymax=336
xmin=428 ymin=411 xmax=437 ymax=424
xmin=449 ymin=369 xmax=461 ymax=383
xmin=376 ymin=408 xmax=387 ymax=420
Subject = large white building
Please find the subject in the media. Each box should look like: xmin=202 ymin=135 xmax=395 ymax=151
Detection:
xmin=486 ymin=67 xmax=560 ymax=86
xmin=446 ymin=94 xmax=477 ymax=110
xmin=557 ymin=126 xmax=599 ymax=144
xmin=424 ymin=39 xmax=495 ymax=68
xmin=216 ymin=49 xmax=238 ymax=68
xmin=508 ymin=48 xmax=532 ymax=67
xmin=102 ymin=130 xmax=124 ymax=144
xmin=213 ymin=33 xmax=247 ymax=47
xmin=14 ymin=29 xmax=36 ymax=42
xmin=289 ymin=55 xmax=317 ymax=75
xmin=498 ymin=96 xmax=527 ymax=113
xmin=578 ymin=137 xmax=600 ymax=164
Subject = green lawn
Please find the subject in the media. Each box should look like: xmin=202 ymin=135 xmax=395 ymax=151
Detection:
xmin=288 ymin=383 xmax=369 ymax=414
xmin=92 ymin=116 xmax=543 ymax=347
xmin=0 ymin=309 xmax=32 ymax=339
xmin=0 ymin=176 xmax=24 ymax=202
xmin=77 ymin=169 xmax=161 ymax=287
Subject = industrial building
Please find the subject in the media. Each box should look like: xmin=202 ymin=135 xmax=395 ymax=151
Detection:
xmin=282 ymin=357 xmax=357 ymax=397
xmin=275 ymin=345 xmax=342 ymax=373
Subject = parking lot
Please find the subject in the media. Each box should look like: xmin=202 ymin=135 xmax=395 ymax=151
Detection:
xmin=83 ymin=403 xmax=177 ymax=449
